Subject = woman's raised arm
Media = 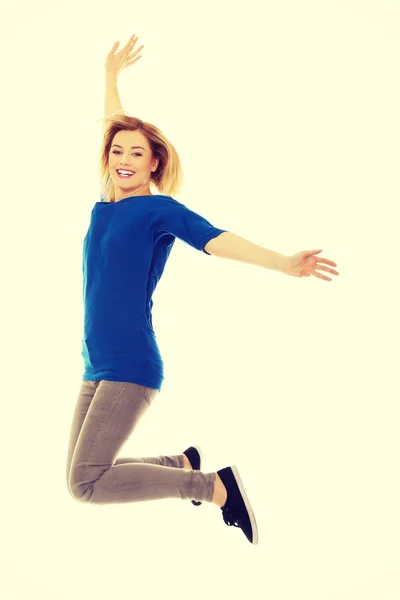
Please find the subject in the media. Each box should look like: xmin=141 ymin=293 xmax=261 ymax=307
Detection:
xmin=103 ymin=34 xmax=144 ymax=133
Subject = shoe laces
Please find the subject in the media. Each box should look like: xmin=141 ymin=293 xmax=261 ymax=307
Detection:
xmin=222 ymin=504 xmax=240 ymax=528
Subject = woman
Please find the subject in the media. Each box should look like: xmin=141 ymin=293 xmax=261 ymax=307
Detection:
xmin=65 ymin=34 xmax=339 ymax=546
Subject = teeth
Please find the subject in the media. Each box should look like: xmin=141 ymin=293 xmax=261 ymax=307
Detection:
xmin=118 ymin=170 xmax=134 ymax=175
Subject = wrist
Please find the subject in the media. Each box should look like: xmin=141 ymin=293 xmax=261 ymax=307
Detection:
xmin=276 ymin=254 xmax=289 ymax=274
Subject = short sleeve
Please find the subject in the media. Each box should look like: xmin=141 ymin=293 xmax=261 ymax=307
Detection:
xmin=155 ymin=197 xmax=229 ymax=255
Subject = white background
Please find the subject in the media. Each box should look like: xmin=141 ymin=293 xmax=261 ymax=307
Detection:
xmin=1 ymin=1 xmax=399 ymax=599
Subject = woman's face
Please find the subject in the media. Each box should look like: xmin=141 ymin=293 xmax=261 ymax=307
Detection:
xmin=108 ymin=129 xmax=159 ymax=200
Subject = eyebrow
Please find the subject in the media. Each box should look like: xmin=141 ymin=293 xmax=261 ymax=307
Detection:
xmin=111 ymin=144 xmax=146 ymax=151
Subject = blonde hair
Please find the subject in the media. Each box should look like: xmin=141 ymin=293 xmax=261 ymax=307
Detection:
xmin=97 ymin=111 xmax=183 ymax=203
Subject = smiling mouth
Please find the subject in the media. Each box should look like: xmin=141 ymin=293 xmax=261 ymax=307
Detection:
xmin=116 ymin=170 xmax=135 ymax=178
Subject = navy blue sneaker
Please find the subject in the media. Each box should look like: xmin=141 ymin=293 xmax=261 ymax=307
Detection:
xmin=182 ymin=445 xmax=203 ymax=506
xmin=217 ymin=465 xmax=258 ymax=545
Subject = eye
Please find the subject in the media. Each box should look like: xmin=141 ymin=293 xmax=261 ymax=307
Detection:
xmin=112 ymin=150 xmax=142 ymax=157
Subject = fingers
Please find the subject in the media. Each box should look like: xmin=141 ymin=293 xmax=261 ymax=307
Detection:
xmin=315 ymin=265 xmax=339 ymax=278
xmin=110 ymin=34 xmax=142 ymax=62
xmin=313 ymin=272 xmax=332 ymax=281
xmin=125 ymin=56 xmax=142 ymax=68
xmin=125 ymin=34 xmax=139 ymax=52
xmin=317 ymin=257 xmax=337 ymax=267
xmin=127 ymin=45 xmax=143 ymax=60
xmin=107 ymin=41 xmax=119 ymax=55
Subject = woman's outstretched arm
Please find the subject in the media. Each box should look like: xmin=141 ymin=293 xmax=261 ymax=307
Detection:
xmin=103 ymin=34 xmax=144 ymax=133
xmin=104 ymin=72 xmax=123 ymax=130
xmin=205 ymin=232 xmax=339 ymax=281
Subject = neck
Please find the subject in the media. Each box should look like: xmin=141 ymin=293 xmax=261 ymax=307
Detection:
xmin=114 ymin=182 xmax=152 ymax=202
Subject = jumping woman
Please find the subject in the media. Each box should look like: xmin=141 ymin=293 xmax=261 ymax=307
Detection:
xmin=65 ymin=34 xmax=339 ymax=546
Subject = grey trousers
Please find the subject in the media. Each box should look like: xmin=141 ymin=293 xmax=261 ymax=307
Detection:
xmin=66 ymin=380 xmax=215 ymax=504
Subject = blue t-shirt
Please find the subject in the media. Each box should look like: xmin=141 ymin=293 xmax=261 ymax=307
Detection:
xmin=81 ymin=194 xmax=228 ymax=392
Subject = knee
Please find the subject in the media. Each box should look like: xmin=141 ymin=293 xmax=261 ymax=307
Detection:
xmin=67 ymin=473 xmax=93 ymax=503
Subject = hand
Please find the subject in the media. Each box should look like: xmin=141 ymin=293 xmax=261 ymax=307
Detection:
xmin=282 ymin=249 xmax=339 ymax=281
xmin=104 ymin=34 xmax=144 ymax=77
